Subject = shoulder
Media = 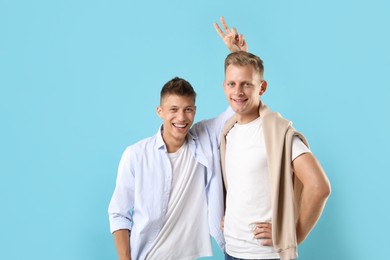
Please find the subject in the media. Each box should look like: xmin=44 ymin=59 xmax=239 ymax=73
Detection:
xmin=260 ymin=103 xmax=291 ymax=129
xmin=129 ymin=134 xmax=156 ymax=148
xmin=190 ymin=120 xmax=210 ymax=138
xmin=192 ymin=107 xmax=236 ymax=135
xmin=263 ymin=110 xmax=291 ymax=131
xmin=264 ymin=111 xmax=309 ymax=147
xmin=123 ymin=134 xmax=158 ymax=158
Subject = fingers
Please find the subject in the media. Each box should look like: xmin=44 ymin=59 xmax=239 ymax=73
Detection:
xmin=238 ymin=34 xmax=244 ymax=46
xmin=261 ymin=238 xmax=273 ymax=246
xmin=214 ymin=17 xmax=235 ymax=38
xmin=253 ymin=222 xmax=273 ymax=245
xmin=214 ymin=16 xmax=238 ymax=36
xmin=220 ymin=16 xmax=230 ymax=33
xmin=214 ymin=16 xmax=247 ymax=52
xmin=215 ymin=17 xmax=240 ymax=40
xmin=238 ymin=34 xmax=248 ymax=52
xmin=231 ymin=28 xmax=240 ymax=44
xmin=220 ymin=216 xmax=225 ymax=231
xmin=253 ymin=227 xmax=271 ymax=239
xmin=253 ymin=222 xmax=272 ymax=230
xmin=253 ymin=225 xmax=272 ymax=237
xmin=213 ymin=22 xmax=225 ymax=39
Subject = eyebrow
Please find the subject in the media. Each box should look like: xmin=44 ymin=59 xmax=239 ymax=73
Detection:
xmin=226 ymin=81 xmax=253 ymax=85
xmin=167 ymin=105 xmax=195 ymax=109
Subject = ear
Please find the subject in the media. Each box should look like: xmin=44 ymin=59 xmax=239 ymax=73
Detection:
xmin=223 ymin=80 xmax=228 ymax=93
xmin=156 ymin=106 xmax=163 ymax=118
xmin=259 ymin=80 xmax=268 ymax=96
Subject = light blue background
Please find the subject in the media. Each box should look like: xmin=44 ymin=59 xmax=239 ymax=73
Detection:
xmin=1 ymin=0 xmax=389 ymax=259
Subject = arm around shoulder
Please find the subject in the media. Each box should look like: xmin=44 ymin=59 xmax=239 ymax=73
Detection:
xmin=292 ymin=152 xmax=331 ymax=244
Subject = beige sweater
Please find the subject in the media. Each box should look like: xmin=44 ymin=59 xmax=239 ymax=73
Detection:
xmin=220 ymin=102 xmax=309 ymax=260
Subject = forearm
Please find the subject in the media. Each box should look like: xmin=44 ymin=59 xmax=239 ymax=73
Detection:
xmin=113 ymin=229 xmax=131 ymax=260
xmin=296 ymin=186 xmax=330 ymax=244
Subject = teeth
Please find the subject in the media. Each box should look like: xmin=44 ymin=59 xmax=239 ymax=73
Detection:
xmin=173 ymin=123 xmax=187 ymax=128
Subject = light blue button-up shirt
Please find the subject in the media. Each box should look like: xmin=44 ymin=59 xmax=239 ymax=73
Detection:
xmin=108 ymin=107 xmax=233 ymax=259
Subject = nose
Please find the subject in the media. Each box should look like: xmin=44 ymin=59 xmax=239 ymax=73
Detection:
xmin=177 ymin=110 xmax=186 ymax=121
xmin=234 ymin=85 xmax=244 ymax=95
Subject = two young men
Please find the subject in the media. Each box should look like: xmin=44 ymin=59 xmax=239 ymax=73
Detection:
xmin=108 ymin=17 xmax=330 ymax=260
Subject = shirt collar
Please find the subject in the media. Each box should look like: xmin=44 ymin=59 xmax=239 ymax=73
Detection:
xmin=155 ymin=125 xmax=197 ymax=151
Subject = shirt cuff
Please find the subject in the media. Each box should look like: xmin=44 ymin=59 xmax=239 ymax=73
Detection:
xmin=109 ymin=216 xmax=133 ymax=234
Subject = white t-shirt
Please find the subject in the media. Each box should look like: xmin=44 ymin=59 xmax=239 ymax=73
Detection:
xmin=146 ymin=141 xmax=212 ymax=260
xmin=224 ymin=117 xmax=310 ymax=259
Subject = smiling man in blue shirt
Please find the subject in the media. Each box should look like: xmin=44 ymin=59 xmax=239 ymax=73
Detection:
xmin=108 ymin=77 xmax=233 ymax=259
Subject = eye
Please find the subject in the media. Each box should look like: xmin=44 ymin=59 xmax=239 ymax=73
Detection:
xmin=170 ymin=108 xmax=178 ymax=112
xmin=226 ymin=82 xmax=235 ymax=87
xmin=185 ymin=108 xmax=194 ymax=113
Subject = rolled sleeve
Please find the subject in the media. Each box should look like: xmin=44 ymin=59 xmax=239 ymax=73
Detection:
xmin=108 ymin=147 xmax=135 ymax=233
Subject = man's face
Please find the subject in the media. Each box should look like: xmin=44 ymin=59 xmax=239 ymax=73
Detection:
xmin=157 ymin=94 xmax=196 ymax=148
xmin=224 ymin=64 xmax=266 ymax=123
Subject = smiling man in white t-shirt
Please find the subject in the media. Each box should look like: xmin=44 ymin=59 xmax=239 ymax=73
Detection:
xmin=214 ymin=19 xmax=331 ymax=260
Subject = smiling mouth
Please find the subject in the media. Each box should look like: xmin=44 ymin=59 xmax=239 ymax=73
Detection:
xmin=173 ymin=123 xmax=188 ymax=129
xmin=232 ymin=98 xmax=248 ymax=104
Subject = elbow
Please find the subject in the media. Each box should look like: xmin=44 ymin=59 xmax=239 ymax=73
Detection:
xmin=321 ymin=182 xmax=331 ymax=200
xmin=305 ymin=177 xmax=331 ymax=202
xmin=314 ymin=180 xmax=331 ymax=201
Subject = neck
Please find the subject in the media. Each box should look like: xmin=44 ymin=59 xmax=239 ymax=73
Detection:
xmin=163 ymin=136 xmax=186 ymax=153
xmin=236 ymin=111 xmax=260 ymax=125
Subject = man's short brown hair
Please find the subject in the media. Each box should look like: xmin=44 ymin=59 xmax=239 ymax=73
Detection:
xmin=160 ymin=77 xmax=197 ymax=105
xmin=224 ymin=51 xmax=264 ymax=77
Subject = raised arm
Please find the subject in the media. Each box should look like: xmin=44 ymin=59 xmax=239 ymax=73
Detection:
xmin=214 ymin=16 xmax=248 ymax=52
xmin=292 ymin=153 xmax=331 ymax=244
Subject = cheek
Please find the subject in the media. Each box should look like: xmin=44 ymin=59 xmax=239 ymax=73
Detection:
xmin=250 ymin=89 xmax=261 ymax=97
xmin=188 ymin=113 xmax=195 ymax=121
xmin=223 ymin=88 xmax=228 ymax=96
xmin=225 ymin=89 xmax=234 ymax=98
xmin=165 ymin=113 xmax=175 ymax=122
